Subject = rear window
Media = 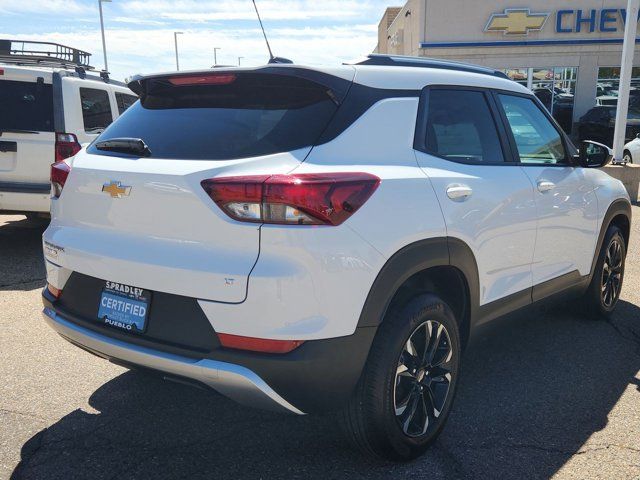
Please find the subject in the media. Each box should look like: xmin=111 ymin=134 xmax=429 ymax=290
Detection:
xmin=88 ymin=73 xmax=339 ymax=160
xmin=116 ymin=92 xmax=137 ymax=114
xmin=0 ymin=79 xmax=54 ymax=132
xmin=80 ymin=87 xmax=113 ymax=133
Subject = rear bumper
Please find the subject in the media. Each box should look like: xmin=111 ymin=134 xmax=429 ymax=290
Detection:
xmin=42 ymin=289 xmax=377 ymax=414
xmin=43 ymin=304 xmax=305 ymax=414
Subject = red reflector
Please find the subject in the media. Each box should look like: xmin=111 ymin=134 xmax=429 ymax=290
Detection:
xmin=168 ymin=74 xmax=237 ymax=86
xmin=55 ymin=132 xmax=81 ymax=163
xmin=50 ymin=160 xmax=71 ymax=198
xmin=46 ymin=283 xmax=62 ymax=299
xmin=217 ymin=333 xmax=304 ymax=354
xmin=201 ymin=172 xmax=380 ymax=226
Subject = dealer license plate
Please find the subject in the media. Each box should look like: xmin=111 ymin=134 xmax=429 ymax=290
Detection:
xmin=97 ymin=281 xmax=151 ymax=334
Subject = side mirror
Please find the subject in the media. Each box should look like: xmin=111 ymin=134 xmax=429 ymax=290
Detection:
xmin=636 ymin=132 xmax=640 ymax=139
xmin=576 ymin=140 xmax=613 ymax=168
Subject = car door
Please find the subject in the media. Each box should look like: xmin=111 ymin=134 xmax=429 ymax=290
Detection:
xmin=414 ymin=87 xmax=538 ymax=306
xmin=495 ymin=92 xmax=598 ymax=292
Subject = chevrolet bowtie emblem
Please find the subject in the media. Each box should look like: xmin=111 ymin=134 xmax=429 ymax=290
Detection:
xmin=485 ymin=8 xmax=549 ymax=36
xmin=102 ymin=181 xmax=131 ymax=198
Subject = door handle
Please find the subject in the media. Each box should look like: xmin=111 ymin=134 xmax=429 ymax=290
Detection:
xmin=537 ymin=180 xmax=555 ymax=193
xmin=446 ymin=184 xmax=473 ymax=201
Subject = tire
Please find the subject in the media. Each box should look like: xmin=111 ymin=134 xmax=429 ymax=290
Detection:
xmin=340 ymin=293 xmax=461 ymax=461
xmin=584 ymin=225 xmax=626 ymax=317
xmin=623 ymin=150 xmax=633 ymax=164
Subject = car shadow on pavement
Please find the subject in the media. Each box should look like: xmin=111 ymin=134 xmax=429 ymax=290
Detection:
xmin=10 ymin=300 xmax=640 ymax=480
xmin=0 ymin=216 xmax=47 ymax=291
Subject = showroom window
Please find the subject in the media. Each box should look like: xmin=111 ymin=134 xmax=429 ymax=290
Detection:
xmin=597 ymin=67 xmax=640 ymax=108
xmin=503 ymin=67 xmax=578 ymax=134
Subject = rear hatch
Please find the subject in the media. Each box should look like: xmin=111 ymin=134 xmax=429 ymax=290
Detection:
xmin=0 ymin=67 xmax=55 ymax=186
xmin=47 ymin=67 xmax=354 ymax=303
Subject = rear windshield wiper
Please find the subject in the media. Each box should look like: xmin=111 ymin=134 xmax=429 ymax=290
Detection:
xmin=94 ymin=138 xmax=151 ymax=157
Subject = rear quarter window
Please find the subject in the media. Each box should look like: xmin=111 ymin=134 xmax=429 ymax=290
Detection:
xmin=80 ymin=87 xmax=113 ymax=133
xmin=0 ymin=79 xmax=54 ymax=132
xmin=88 ymin=73 xmax=339 ymax=160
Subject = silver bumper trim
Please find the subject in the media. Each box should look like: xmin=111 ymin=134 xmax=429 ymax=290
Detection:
xmin=42 ymin=307 xmax=304 ymax=415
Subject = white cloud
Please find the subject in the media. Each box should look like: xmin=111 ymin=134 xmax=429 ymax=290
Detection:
xmin=0 ymin=0 xmax=387 ymax=80
xmin=0 ymin=0 xmax=91 ymax=15
xmin=1 ymin=24 xmax=378 ymax=80
xmin=111 ymin=17 xmax=166 ymax=26
xmin=123 ymin=0 xmax=375 ymax=21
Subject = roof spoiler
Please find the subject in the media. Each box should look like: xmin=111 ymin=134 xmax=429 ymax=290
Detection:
xmin=127 ymin=66 xmax=352 ymax=102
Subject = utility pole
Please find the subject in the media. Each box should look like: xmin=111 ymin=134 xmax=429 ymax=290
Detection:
xmin=613 ymin=0 xmax=640 ymax=161
xmin=238 ymin=56 xmax=244 ymax=66
xmin=214 ymin=47 xmax=221 ymax=66
xmin=98 ymin=0 xmax=112 ymax=71
xmin=174 ymin=31 xmax=183 ymax=71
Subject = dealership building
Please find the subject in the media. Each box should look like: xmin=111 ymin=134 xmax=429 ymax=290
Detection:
xmin=376 ymin=0 xmax=640 ymax=136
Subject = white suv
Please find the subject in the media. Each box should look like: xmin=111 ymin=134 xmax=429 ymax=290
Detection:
xmin=41 ymin=55 xmax=631 ymax=460
xmin=0 ymin=39 xmax=136 ymax=216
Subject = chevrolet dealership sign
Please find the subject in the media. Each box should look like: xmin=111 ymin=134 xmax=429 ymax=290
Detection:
xmin=485 ymin=7 xmax=639 ymax=36
xmin=485 ymin=9 xmax=549 ymax=36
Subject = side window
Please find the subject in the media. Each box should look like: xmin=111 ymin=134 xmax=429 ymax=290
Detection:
xmin=80 ymin=88 xmax=113 ymax=133
xmin=116 ymin=92 xmax=138 ymax=115
xmin=422 ymin=89 xmax=505 ymax=163
xmin=498 ymin=94 xmax=567 ymax=165
xmin=0 ymin=79 xmax=54 ymax=132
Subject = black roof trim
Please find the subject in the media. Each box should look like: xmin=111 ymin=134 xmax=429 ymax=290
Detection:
xmin=352 ymin=54 xmax=510 ymax=80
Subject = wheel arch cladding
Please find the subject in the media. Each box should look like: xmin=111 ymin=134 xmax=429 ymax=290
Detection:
xmin=357 ymin=237 xmax=478 ymax=349
xmin=591 ymin=199 xmax=632 ymax=276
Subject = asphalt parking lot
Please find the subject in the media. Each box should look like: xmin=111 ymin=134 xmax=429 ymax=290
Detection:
xmin=1 ymin=213 xmax=639 ymax=480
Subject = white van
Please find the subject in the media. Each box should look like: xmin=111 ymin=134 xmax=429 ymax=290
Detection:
xmin=0 ymin=39 xmax=136 ymax=217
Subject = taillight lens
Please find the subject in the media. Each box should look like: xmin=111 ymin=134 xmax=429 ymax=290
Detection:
xmin=201 ymin=172 xmax=380 ymax=226
xmin=55 ymin=132 xmax=81 ymax=163
xmin=50 ymin=160 xmax=71 ymax=198
xmin=46 ymin=283 xmax=62 ymax=299
xmin=217 ymin=333 xmax=304 ymax=354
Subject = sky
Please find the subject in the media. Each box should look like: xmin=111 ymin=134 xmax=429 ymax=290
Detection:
xmin=0 ymin=0 xmax=392 ymax=81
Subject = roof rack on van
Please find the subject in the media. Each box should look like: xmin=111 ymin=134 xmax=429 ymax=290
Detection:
xmin=0 ymin=39 xmax=92 ymax=69
xmin=352 ymin=54 xmax=509 ymax=80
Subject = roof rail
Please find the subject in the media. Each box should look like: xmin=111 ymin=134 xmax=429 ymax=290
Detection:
xmin=0 ymin=39 xmax=92 ymax=68
xmin=352 ymin=54 xmax=509 ymax=80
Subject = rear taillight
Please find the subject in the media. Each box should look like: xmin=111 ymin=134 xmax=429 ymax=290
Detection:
xmin=201 ymin=172 xmax=380 ymax=226
xmin=55 ymin=132 xmax=81 ymax=163
xmin=46 ymin=283 xmax=62 ymax=299
xmin=50 ymin=160 xmax=71 ymax=198
xmin=217 ymin=333 xmax=304 ymax=354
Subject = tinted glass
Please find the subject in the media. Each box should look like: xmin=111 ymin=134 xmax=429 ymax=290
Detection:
xmin=499 ymin=94 xmax=567 ymax=164
xmin=583 ymin=109 xmax=600 ymax=121
xmin=0 ymin=79 xmax=53 ymax=132
xmin=89 ymin=74 xmax=338 ymax=160
xmin=80 ymin=88 xmax=113 ymax=133
xmin=116 ymin=92 xmax=137 ymax=115
xmin=424 ymin=89 xmax=504 ymax=163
